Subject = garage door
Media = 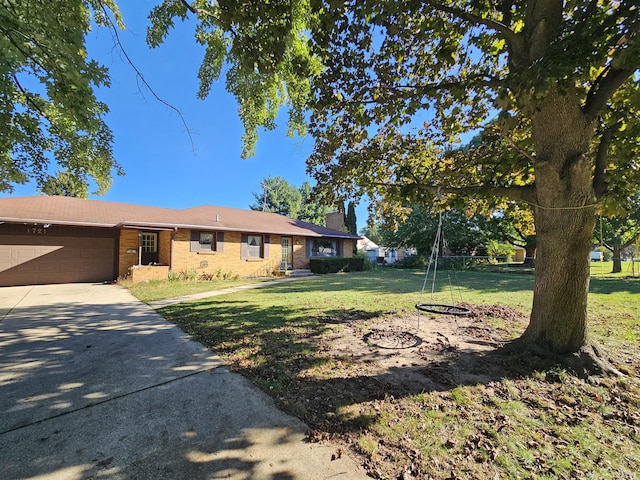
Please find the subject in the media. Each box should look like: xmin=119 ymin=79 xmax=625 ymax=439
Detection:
xmin=0 ymin=235 xmax=115 ymax=286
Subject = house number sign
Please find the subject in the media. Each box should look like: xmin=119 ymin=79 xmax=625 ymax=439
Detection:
xmin=27 ymin=227 xmax=47 ymax=235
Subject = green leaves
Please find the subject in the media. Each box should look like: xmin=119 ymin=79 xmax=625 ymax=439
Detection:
xmin=148 ymin=0 xmax=318 ymax=158
xmin=249 ymin=176 xmax=330 ymax=225
xmin=0 ymin=0 xmax=122 ymax=193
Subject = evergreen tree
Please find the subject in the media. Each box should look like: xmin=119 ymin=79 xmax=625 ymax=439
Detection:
xmin=345 ymin=201 xmax=357 ymax=235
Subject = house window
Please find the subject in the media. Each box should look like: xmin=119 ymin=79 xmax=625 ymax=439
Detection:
xmin=190 ymin=231 xmax=224 ymax=252
xmin=241 ymin=234 xmax=270 ymax=259
xmin=199 ymin=232 xmax=214 ymax=251
xmin=247 ymin=234 xmax=262 ymax=258
xmin=309 ymin=238 xmax=339 ymax=257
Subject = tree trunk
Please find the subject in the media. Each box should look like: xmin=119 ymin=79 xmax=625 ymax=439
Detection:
xmin=612 ymin=245 xmax=622 ymax=273
xmin=518 ymin=88 xmax=598 ymax=355
xmin=523 ymin=203 xmax=595 ymax=353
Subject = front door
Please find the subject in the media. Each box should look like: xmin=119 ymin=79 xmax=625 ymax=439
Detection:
xmin=281 ymin=237 xmax=293 ymax=270
xmin=140 ymin=232 xmax=159 ymax=265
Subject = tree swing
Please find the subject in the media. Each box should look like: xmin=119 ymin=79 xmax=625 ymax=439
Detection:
xmin=415 ymin=207 xmax=472 ymax=330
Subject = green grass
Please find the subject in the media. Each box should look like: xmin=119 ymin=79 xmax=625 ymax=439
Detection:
xmin=119 ymin=277 xmax=263 ymax=302
xmin=589 ymin=260 xmax=640 ymax=278
xmin=128 ymin=269 xmax=640 ymax=479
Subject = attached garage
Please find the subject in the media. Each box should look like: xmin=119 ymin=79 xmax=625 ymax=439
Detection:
xmin=0 ymin=226 xmax=117 ymax=287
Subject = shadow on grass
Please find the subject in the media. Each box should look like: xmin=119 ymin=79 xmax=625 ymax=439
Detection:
xmin=589 ymin=276 xmax=640 ymax=294
xmin=264 ymin=269 xmax=536 ymax=296
xmin=158 ymin=295 xmax=564 ymax=437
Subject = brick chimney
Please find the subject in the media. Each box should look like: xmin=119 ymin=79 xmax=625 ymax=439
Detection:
xmin=325 ymin=210 xmax=346 ymax=232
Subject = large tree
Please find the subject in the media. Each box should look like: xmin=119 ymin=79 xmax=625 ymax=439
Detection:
xmin=150 ymin=1 xmax=639 ymax=372
xmin=345 ymin=200 xmax=358 ymax=235
xmin=250 ymin=176 xmax=329 ymax=225
xmin=380 ymin=206 xmax=490 ymax=257
xmin=306 ymin=1 xmax=640 ymax=372
xmin=0 ymin=0 xmax=124 ymax=193
xmin=298 ymin=181 xmax=331 ymax=225
xmin=250 ymin=176 xmax=303 ymax=216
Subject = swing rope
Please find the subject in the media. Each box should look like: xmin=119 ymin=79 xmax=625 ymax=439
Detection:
xmin=419 ymin=210 xmax=443 ymax=305
xmin=415 ymin=206 xmax=471 ymax=330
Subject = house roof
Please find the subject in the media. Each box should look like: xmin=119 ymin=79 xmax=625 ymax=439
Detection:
xmin=0 ymin=196 xmax=360 ymax=239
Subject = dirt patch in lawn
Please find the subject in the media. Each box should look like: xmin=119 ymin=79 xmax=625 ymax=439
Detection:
xmin=283 ymin=303 xmax=536 ymax=433
xmin=167 ymin=298 xmax=639 ymax=479
xmin=293 ymin=306 xmax=638 ymax=479
xmin=312 ymin=304 xmax=524 ymax=394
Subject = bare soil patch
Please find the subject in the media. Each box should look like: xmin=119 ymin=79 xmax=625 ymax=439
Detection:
xmin=287 ymin=303 xmax=535 ymax=437
xmin=315 ymin=303 xmax=524 ymax=392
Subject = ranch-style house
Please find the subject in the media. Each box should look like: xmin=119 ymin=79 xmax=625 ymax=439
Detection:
xmin=0 ymin=196 xmax=359 ymax=287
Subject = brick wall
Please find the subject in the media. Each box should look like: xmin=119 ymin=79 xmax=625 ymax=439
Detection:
xmin=159 ymin=231 xmax=172 ymax=265
xmin=171 ymin=229 xmax=283 ymax=278
xmin=118 ymin=229 xmax=139 ymax=278
xmin=292 ymin=236 xmax=309 ymax=269
xmin=342 ymin=239 xmax=355 ymax=258
xmin=129 ymin=265 xmax=170 ymax=282
xmin=118 ymin=228 xmax=353 ymax=279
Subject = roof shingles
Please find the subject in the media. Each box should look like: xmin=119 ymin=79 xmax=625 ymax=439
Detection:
xmin=0 ymin=196 xmax=359 ymax=239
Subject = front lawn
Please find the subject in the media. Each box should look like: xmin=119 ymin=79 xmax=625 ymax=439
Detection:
xmin=144 ymin=269 xmax=639 ymax=479
xmin=119 ymin=277 xmax=263 ymax=303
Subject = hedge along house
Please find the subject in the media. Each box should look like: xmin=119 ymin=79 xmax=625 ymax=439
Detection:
xmin=0 ymin=196 xmax=359 ymax=287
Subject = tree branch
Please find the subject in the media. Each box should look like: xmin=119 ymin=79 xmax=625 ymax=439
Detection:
xmin=180 ymin=0 xmax=237 ymax=36
xmin=0 ymin=24 xmax=49 ymax=73
xmin=368 ymin=181 xmax=536 ymax=204
xmin=99 ymin=4 xmax=195 ymax=152
xmin=584 ymin=16 xmax=640 ymax=118
xmin=12 ymin=74 xmax=55 ymax=127
xmin=425 ymin=1 xmax=519 ymax=47
xmin=484 ymin=125 xmax=536 ymax=163
xmin=584 ymin=67 xmax=638 ymax=119
xmin=343 ymin=75 xmax=505 ymax=105
xmin=593 ymin=122 xmax=619 ymax=199
xmin=180 ymin=0 xmax=196 ymax=14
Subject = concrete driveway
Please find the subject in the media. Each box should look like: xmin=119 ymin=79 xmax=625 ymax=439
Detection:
xmin=0 ymin=284 xmax=368 ymax=480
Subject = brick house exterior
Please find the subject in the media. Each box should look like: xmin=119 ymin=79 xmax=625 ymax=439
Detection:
xmin=0 ymin=196 xmax=359 ymax=286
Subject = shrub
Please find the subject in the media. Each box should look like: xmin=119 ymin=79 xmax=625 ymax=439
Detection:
xmin=309 ymin=257 xmax=366 ymax=274
xmin=391 ymin=256 xmax=429 ymax=269
xmin=354 ymin=251 xmax=377 ymax=271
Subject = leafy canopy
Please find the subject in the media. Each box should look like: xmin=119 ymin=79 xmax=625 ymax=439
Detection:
xmin=0 ymin=0 xmax=124 ymax=194
xmin=307 ymin=1 xmax=640 ymax=215
xmin=250 ymin=175 xmax=329 ymax=225
xmin=147 ymin=0 xmax=322 ymax=159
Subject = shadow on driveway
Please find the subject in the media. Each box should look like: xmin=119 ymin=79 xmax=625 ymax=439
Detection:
xmin=0 ymin=284 xmax=368 ymax=480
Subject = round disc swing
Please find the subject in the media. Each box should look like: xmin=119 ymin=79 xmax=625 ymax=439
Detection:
xmin=415 ymin=207 xmax=472 ymax=330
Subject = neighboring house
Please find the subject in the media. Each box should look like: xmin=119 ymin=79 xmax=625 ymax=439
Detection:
xmin=0 ymin=196 xmax=359 ymax=287
xmin=356 ymin=236 xmax=417 ymax=264
xmin=356 ymin=236 xmax=380 ymax=262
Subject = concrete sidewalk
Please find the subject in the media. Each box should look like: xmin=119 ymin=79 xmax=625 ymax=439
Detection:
xmin=0 ymin=283 xmax=368 ymax=480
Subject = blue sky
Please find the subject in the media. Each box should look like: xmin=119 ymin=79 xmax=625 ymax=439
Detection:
xmin=4 ymin=1 xmax=367 ymax=230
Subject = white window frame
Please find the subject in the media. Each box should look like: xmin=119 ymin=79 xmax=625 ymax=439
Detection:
xmin=199 ymin=232 xmax=214 ymax=251
xmin=247 ymin=234 xmax=262 ymax=258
